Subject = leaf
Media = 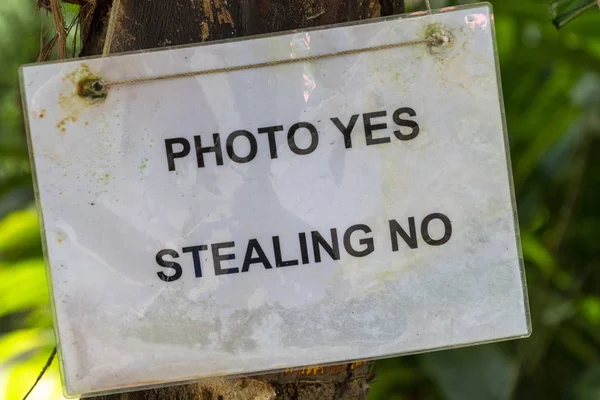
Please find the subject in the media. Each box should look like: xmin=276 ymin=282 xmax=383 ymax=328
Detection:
xmin=573 ymin=365 xmax=600 ymax=400
xmin=0 ymin=143 xmax=28 ymax=160
xmin=0 ymin=258 xmax=49 ymax=319
xmin=564 ymin=12 xmax=600 ymax=39
xmin=0 ymin=208 xmax=41 ymax=258
xmin=370 ymin=358 xmax=427 ymax=400
xmin=420 ymin=345 xmax=518 ymax=400
xmin=580 ymin=296 xmax=600 ymax=325
xmin=557 ymin=325 xmax=600 ymax=362
xmin=0 ymin=328 xmax=54 ymax=366
xmin=542 ymin=299 xmax=576 ymax=326
xmin=520 ymin=233 xmax=556 ymax=275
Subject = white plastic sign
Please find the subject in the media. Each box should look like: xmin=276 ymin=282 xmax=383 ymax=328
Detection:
xmin=21 ymin=4 xmax=530 ymax=397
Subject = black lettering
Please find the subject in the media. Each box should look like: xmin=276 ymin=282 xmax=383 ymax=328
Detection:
xmin=182 ymin=245 xmax=208 ymax=278
xmin=393 ymin=107 xmax=420 ymax=140
xmin=363 ymin=111 xmax=390 ymax=145
xmin=288 ymin=122 xmax=319 ymax=155
xmin=194 ymin=133 xmax=224 ymax=168
xmin=226 ymin=130 xmax=258 ymax=163
xmin=389 ymin=218 xmax=418 ymax=250
xmin=299 ymin=233 xmax=310 ymax=264
xmin=421 ymin=213 xmax=452 ymax=246
xmin=258 ymin=125 xmax=284 ymax=159
xmin=242 ymin=239 xmax=273 ymax=272
xmin=165 ymin=138 xmax=190 ymax=172
xmin=331 ymin=115 xmax=359 ymax=149
xmin=311 ymin=229 xmax=340 ymax=262
xmin=211 ymin=242 xmax=239 ymax=275
xmin=155 ymin=249 xmax=182 ymax=282
xmin=343 ymin=224 xmax=374 ymax=257
xmin=272 ymin=236 xmax=299 ymax=268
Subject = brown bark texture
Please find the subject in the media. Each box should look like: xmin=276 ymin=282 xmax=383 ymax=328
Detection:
xmin=76 ymin=0 xmax=404 ymax=398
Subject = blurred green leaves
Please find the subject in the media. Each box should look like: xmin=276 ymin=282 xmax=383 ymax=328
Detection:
xmin=573 ymin=365 xmax=600 ymax=400
xmin=0 ymin=206 xmax=58 ymax=400
xmin=421 ymin=346 xmax=518 ymax=400
xmin=0 ymin=208 xmax=41 ymax=260
xmin=0 ymin=258 xmax=48 ymax=320
xmin=0 ymin=2 xmax=62 ymax=398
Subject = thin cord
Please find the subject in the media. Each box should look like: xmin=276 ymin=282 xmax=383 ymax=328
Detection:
xmin=22 ymin=348 xmax=57 ymax=400
xmin=103 ymin=0 xmax=122 ymax=56
xmin=102 ymin=34 xmax=446 ymax=88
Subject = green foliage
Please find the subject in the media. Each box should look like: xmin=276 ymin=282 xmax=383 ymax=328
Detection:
xmin=0 ymin=1 xmax=65 ymax=399
xmin=0 ymin=0 xmax=599 ymax=399
xmin=420 ymin=346 xmax=518 ymax=400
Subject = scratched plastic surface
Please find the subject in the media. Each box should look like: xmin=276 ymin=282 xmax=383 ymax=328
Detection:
xmin=20 ymin=4 xmax=530 ymax=397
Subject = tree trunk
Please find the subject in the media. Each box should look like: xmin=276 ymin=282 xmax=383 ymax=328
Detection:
xmin=77 ymin=0 xmax=404 ymax=398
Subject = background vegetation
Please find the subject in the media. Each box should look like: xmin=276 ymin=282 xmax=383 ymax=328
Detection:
xmin=0 ymin=0 xmax=599 ymax=399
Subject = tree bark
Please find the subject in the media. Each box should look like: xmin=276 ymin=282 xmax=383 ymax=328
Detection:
xmin=78 ymin=0 xmax=404 ymax=398
xmin=79 ymin=0 xmax=404 ymax=55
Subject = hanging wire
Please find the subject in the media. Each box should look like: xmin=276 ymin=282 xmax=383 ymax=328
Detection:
xmin=22 ymin=348 xmax=57 ymax=400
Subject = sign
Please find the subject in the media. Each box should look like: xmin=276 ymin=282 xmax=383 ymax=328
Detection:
xmin=21 ymin=4 xmax=530 ymax=397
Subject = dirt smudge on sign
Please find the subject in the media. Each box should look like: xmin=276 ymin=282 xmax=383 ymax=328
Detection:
xmin=56 ymin=63 xmax=105 ymax=134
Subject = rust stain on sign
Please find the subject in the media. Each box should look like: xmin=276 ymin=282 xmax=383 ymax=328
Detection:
xmin=56 ymin=64 xmax=106 ymax=134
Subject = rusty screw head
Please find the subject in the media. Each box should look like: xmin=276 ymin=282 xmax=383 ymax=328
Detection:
xmin=427 ymin=27 xmax=453 ymax=56
xmin=77 ymin=77 xmax=108 ymax=100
